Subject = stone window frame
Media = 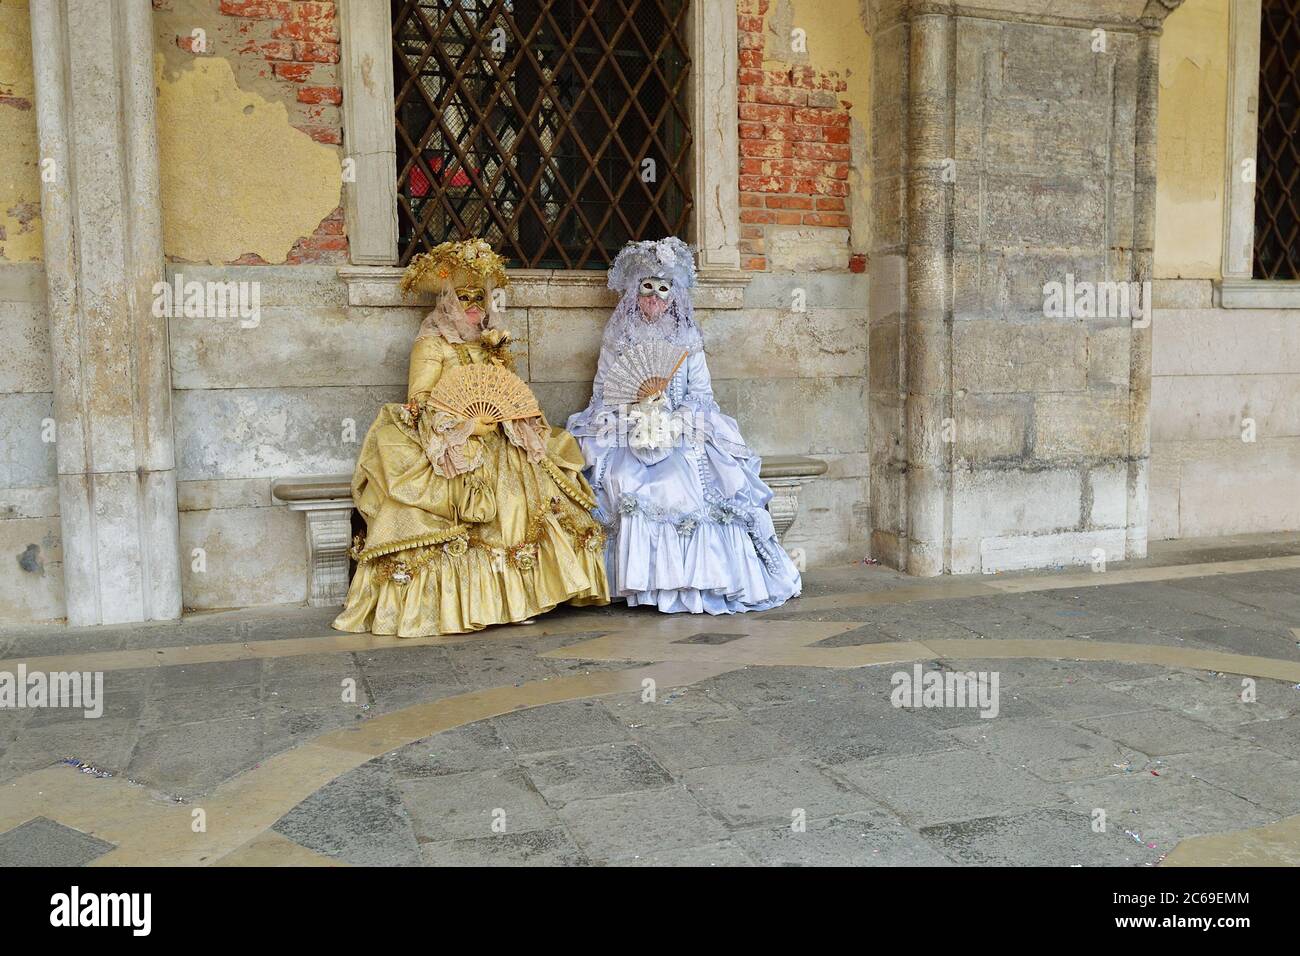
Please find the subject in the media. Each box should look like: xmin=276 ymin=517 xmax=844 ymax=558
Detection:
xmin=336 ymin=0 xmax=745 ymax=308
xmin=1218 ymin=0 xmax=1300 ymax=308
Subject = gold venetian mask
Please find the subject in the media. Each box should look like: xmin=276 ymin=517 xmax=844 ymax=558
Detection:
xmin=455 ymin=286 xmax=487 ymax=308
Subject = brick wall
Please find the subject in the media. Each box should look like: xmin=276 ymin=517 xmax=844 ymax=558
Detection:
xmin=737 ymin=0 xmax=855 ymax=272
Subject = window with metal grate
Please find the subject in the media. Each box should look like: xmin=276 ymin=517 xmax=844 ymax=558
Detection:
xmin=1254 ymin=0 xmax=1300 ymax=280
xmin=391 ymin=0 xmax=693 ymax=269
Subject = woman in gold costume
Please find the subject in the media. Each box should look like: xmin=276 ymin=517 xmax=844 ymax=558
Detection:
xmin=333 ymin=239 xmax=609 ymax=637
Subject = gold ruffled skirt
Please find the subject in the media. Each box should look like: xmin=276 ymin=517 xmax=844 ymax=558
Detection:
xmin=332 ymin=404 xmax=609 ymax=637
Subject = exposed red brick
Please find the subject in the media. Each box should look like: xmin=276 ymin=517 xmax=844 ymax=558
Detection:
xmin=297 ymin=85 xmax=343 ymax=105
xmin=848 ymin=253 xmax=868 ymax=273
xmin=802 ymin=212 xmax=850 ymax=228
xmin=219 ymin=0 xmax=287 ymax=17
xmin=295 ymin=123 xmax=342 ymax=145
xmin=765 ymin=195 xmax=813 ymax=210
xmin=739 ymin=103 xmax=792 ymax=124
xmin=756 ymin=86 xmax=806 ymax=107
xmin=293 ymin=40 xmax=340 ymax=63
xmin=272 ymin=62 xmax=314 ymax=82
xmin=740 ymin=139 xmax=792 ymax=159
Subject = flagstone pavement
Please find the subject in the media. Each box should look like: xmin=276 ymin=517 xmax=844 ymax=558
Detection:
xmin=2 ymin=532 xmax=1300 ymax=867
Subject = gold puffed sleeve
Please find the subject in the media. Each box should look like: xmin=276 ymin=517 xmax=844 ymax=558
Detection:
xmin=407 ymin=335 xmax=449 ymax=404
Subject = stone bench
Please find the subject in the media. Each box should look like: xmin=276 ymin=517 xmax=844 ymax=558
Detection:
xmin=273 ymin=455 xmax=827 ymax=606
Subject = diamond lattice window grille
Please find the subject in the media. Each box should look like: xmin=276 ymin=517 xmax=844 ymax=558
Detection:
xmin=392 ymin=0 xmax=693 ymax=270
xmin=1254 ymin=0 xmax=1300 ymax=279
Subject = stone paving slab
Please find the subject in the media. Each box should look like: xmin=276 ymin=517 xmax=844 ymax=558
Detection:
xmin=0 ymin=817 xmax=116 ymax=867
xmin=273 ymin=763 xmax=420 ymax=867
xmin=520 ymin=742 xmax=674 ymax=806
xmin=919 ymin=808 xmax=1157 ymax=866
xmin=680 ymin=756 xmax=880 ymax=828
xmin=420 ymin=826 xmax=588 ymax=866
xmin=1163 ymin=746 xmax=1300 ymax=816
xmin=944 ymin=718 xmax=1147 ymax=783
xmin=1077 ymin=709 xmax=1245 ymax=758
xmin=832 ymin=748 xmax=1071 ymax=828
xmin=731 ymin=810 xmax=953 ymax=866
xmin=556 ymin=787 xmax=732 ymax=862
xmin=1063 ymin=769 xmax=1280 ymax=852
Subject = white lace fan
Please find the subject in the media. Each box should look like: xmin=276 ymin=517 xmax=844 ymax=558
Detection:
xmin=602 ymin=341 xmax=690 ymax=406
xmin=427 ymin=364 xmax=542 ymax=423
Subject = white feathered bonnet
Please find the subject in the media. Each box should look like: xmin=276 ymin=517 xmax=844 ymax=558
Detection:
xmin=607 ymin=237 xmax=697 ymax=295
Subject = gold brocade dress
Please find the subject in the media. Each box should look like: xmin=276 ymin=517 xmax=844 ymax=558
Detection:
xmin=332 ymin=333 xmax=610 ymax=637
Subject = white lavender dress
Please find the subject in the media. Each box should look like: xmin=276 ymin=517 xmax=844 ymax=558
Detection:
xmin=567 ymin=312 xmax=802 ymax=614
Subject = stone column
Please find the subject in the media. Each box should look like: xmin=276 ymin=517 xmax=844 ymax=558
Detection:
xmin=29 ymin=0 xmax=182 ymax=625
xmin=867 ymin=0 xmax=1184 ymax=576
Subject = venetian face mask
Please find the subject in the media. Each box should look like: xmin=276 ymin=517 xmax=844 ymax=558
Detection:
xmin=637 ymin=276 xmax=671 ymax=321
xmin=454 ymin=285 xmax=488 ymax=324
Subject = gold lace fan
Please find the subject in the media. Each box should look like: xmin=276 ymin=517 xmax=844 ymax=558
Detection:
xmin=427 ymin=364 xmax=542 ymax=423
xmin=602 ymin=341 xmax=690 ymax=406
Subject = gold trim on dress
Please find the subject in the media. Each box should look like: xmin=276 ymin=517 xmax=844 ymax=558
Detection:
xmin=353 ymin=525 xmax=470 ymax=563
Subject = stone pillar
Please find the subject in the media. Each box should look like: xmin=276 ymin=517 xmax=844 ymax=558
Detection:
xmin=867 ymin=0 xmax=1184 ymax=576
xmin=29 ymin=0 xmax=182 ymax=625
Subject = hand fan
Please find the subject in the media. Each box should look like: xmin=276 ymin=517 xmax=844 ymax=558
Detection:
xmin=427 ymin=364 xmax=542 ymax=423
xmin=601 ymin=341 xmax=690 ymax=406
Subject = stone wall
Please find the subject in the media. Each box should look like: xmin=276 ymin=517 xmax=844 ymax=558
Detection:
xmin=1150 ymin=280 xmax=1300 ymax=539
xmin=0 ymin=262 xmax=61 ymax=621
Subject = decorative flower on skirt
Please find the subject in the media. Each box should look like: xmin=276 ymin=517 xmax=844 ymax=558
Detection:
xmin=618 ymin=493 xmax=640 ymax=516
xmin=676 ymin=516 xmax=699 ymax=538
xmin=442 ymin=535 xmax=469 ymax=557
xmin=508 ymin=542 xmax=538 ymax=571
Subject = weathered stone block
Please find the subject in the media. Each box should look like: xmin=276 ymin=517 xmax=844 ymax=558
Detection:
xmin=952 ymin=467 xmax=1082 ymax=544
xmin=1151 ymin=374 xmax=1300 ymax=442
xmin=180 ymin=505 xmax=308 ymax=610
xmin=525 ymin=308 xmax=607 ymax=384
xmin=173 ymin=385 xmax=402 ymax=482
xmin=0 ymin=393 xmax=56 ymax=488
xmin=0 ymin=514 xmax=64 ymax=623
xmin=1033 ymin=393 xmax=1130 ymax=459
xmin=765 ymin=226 xmax=850 ymax=272
xmin=955 ymin=393 xmax=1031 ymax=462
xmin=978 ymin=529 xmax=1126 ymax=574
xmin=953 ymin=321 xmax=1088 ymax=393
xmin=1087 ymin=462 xmax=1129 ymax=529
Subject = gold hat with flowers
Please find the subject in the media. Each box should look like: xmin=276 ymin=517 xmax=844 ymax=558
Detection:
xmin=400 ymin=239 xmax=510 ymax=296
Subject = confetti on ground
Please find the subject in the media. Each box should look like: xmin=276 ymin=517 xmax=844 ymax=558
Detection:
xmin=61 ymin=758 xmax=113 ymax=778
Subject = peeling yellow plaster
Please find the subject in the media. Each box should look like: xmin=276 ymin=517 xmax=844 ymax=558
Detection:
xmin=762 ymin=0 xmax=871 ymax=252
xmin=0 ymin=0 xmax=43 ymax=263
xmin=155 ymin=55 xmax=341 ymax=264
xmin=1154 ymin=0 xmax=1229 ymax=279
